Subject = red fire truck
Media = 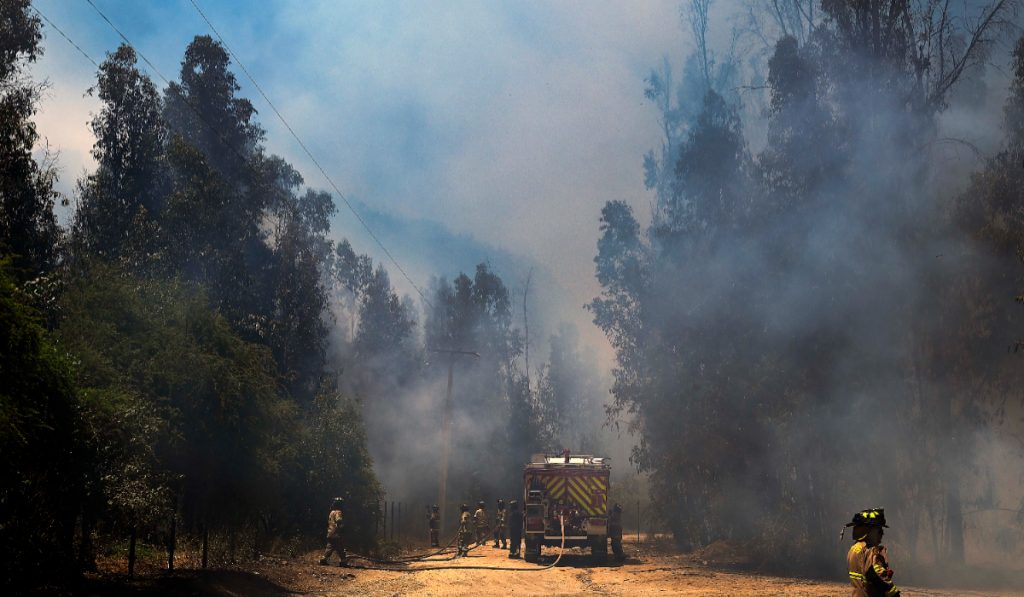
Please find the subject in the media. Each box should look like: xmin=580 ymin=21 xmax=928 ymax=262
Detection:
xmin=522 ymin=451 xmax=610 ymax=562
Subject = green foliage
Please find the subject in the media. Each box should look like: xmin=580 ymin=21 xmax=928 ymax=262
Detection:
xmin=164 ymin=35 xmax=262 ymax=180
xmin=72 ymin=44 xmax=167 ymax=267
xmin=0 ymin=0 xmax=60 ymax=280
xmin=297 ymin=388 xmax=382 ymax=550
xmin=58 ymin=264 xmax=291 ymax=529
xmin=0 ymin=261 xmax=83 ymax=587
xmin=40 ymin=29 xmax=379 ymax=579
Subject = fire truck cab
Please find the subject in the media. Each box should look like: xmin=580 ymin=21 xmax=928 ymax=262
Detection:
xmin=522 ymin=451 xmax=610 ymax=562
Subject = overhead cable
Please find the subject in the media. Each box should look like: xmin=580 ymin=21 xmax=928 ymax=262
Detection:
xmin=187 ymin=0 xmax=432 ymax=306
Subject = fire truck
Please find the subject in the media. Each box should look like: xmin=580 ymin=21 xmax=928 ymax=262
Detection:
xmin=522 ymin=451 xmax=610 ymax=562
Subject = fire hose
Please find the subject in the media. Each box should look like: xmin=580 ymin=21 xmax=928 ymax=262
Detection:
xmin=346 ymin=531 xmax=464 ymax=564
xmin=344 ymin=516 xmax=567 ymax=572
xmin=346 ymin=520 xmax=499 ymax=564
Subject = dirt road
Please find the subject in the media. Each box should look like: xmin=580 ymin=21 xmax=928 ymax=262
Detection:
xmin=249 ymin=542 xmax=1020 ymax=596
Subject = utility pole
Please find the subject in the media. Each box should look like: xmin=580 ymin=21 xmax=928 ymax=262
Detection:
xmin=429 ymin=348 xmax=479 ymax=531
xmin=522 ymin=268 xmax=533 ymax=391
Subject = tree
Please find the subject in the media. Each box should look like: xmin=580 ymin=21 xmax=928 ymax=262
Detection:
xmin=536 ymin=324 xmax=602 ymax=451
xmin=424 ymin=264 xmax=531 ymax=498
xmin=163 ymin=35 xmax=262 ymax=181
xmin=161 ymin=36 xmax=274 ymax=336
xmin=0 ymin=261 xmax=84 ymax=588
xmin=593 ymin=0 xmax=1019 ymax=569
xmin=958 ymin=34 xmax=1024 ymax=255
xmin=296 ymin=386 xmax=382 ymax=551
xmin=266 ymin=179 xmax=335 ymax=400
xmin=663 ymin=89 xmax=751 ymax=240
xmin=758 ymin=35 xmax=842 ymax=212
xmin=73 ymin=44 xmax=167 ymax=269
xmin=0 ymin=0 xmax=60 ymax=280
xmin=57 ymin=265 xmax=291 ymax=544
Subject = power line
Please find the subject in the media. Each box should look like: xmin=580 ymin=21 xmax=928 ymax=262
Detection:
xmin=186 ymin=0 xmax=432 ymax=306
xmin=84 ymin=0 xmax=171 ymax=88
xmin=79 ymin=0 xmax=265 ymax=182
xmin=40 ymin=0 xmax=434 ymax=308
xmin=32 ymin=6 xmax=99 ymax=68
xmin=39 ymin=2 xmax=261 ymax=183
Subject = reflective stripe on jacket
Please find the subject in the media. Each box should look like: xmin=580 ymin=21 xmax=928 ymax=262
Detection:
xmin=847 ymin=541 xmax=898 ymax=597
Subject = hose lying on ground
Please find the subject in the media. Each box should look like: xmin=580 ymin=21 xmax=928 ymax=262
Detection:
xmin=344 ymin=517 xmax=567 ymax=573
xmin=346 ymin=526 xmax=480 ymax=564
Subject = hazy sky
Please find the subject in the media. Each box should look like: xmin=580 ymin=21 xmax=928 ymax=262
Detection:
xmin=29 ymin=0 xmax=720 ymax=367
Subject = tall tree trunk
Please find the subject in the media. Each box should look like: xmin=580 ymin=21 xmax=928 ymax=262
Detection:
xmin=945 ymin=477 xmax=965 ymax=563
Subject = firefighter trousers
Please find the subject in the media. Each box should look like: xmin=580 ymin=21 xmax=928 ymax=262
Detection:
xmin=321 ymin=537 xmax=347 ymax=565
xmin=508 ymin=531 xmax=522 ymax=556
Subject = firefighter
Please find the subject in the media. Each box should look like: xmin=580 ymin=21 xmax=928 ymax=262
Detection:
xmin=845 ymin=508 xmax=900 ymax=597
xmin=474 ymin=500 xmax=490 ymax=545
xmin=609 ymin=503 xmax=625 ymax=561
xmin=428 ymin=504 xmax=440 ymax=547
xmin=493 ymin=499 xmax=507 ymax=548
xmin=319 ymin=497 xmax=347 ymax=566
xmin=458 ymin=503 xmax=473 ymax=556
xmin=507 ymin=500 xmax=523 ymax=558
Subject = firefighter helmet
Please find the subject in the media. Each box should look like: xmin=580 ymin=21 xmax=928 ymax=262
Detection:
xmin=497 ymin=498 xmax=505 ymax=510
xmin=460 ymin=503 xmax=468 ymax=512
xmin=845 ymin=508 xmax=888 ymax=528
xmin=477 ymin=501 xmax=485 ymax=509
xmin=432 ymin=504 xmax=439 ymax=511
xmin=612 ymin=503 xmax=622 ymax=513
xmin=509 ymin=500 xmax=519 ymax=510
xmin=331 ymin=497 xmax=345 ymax=510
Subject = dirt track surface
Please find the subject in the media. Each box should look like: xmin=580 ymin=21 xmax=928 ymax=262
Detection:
xmin=236 ymin=543 xmax=1020 ymax=597
xmin=78 ymin=541 xmax=1023 ymax=596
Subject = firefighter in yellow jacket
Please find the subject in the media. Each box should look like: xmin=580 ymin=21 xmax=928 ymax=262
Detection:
xmin=845 ymin=508 xmax=899 ymax=597
xmin=457 ymin=503 xmax=473 ymax=556
xmin=474 ymin=501 xmax=490 ymax=545
xmin=319 ymin=497 xmax=347 ymax=566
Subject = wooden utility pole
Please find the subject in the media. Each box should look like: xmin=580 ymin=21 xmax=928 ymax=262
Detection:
xmin=429 ymin=348 xmax=479 ymax=531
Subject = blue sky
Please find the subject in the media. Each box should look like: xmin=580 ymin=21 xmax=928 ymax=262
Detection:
xmin=28 ymin=0 xmax=713 ymax=366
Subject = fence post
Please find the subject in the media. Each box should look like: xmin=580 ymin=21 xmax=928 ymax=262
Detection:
xmin=202 ymin=524 xmax=209 ymax=569
xmin=168 ymin=510 xmax=176 ymax=571
xmin=128 ymin=524 xmax=137 ymax=578
xmin=390 ymin=501 xmax=395 ymax=541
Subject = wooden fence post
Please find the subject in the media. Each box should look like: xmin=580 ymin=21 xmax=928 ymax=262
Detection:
xmin=168 ymin=510 xmax=176 ymax=571
xmin=128 ymin=524 xmax=137 ymax=578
